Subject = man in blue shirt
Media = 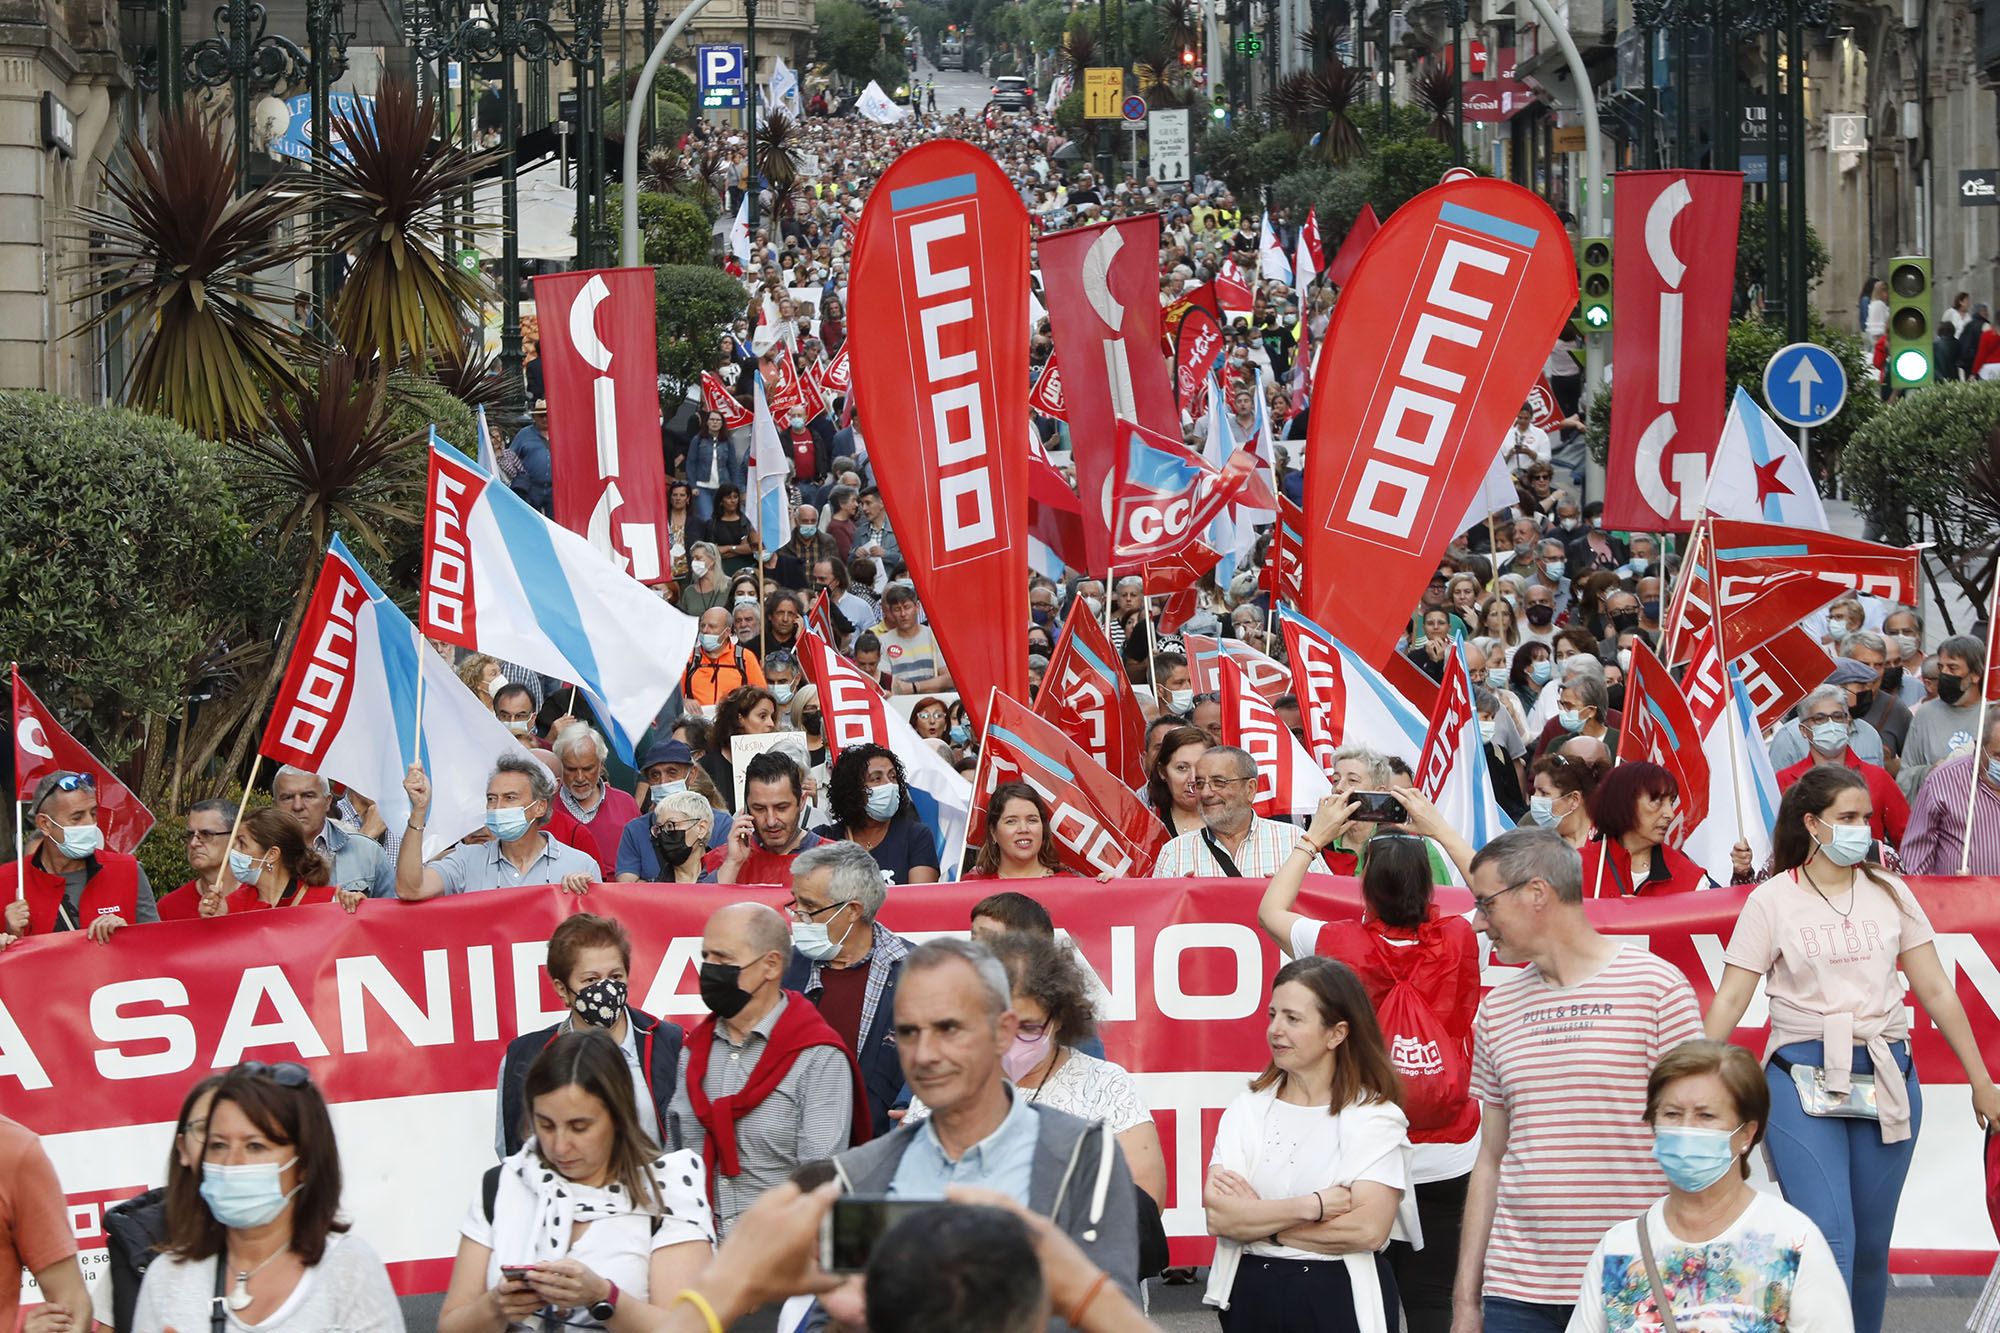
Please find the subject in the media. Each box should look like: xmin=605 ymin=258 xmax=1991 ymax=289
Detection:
xmin=509 ymin=399 xmax=555 ymax=515
xmin=824 ymin=939 xmax=1140 ymax=1301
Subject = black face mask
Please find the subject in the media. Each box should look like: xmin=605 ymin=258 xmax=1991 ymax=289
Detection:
xmin=802 ymin=708 xmax=823 ymax=734
xmin=698 ymin=960 xmax=754 ymax=1019
xmin=651 ymin=824 xmax=695 ymax=868
xmin=1526 ymin=604 xmax=1555 ymax=627
xmin=1612 ymin=611 xmax=1640 ymax=632
xmin=1882 ymin=665 xmax=1904 ymax=695
xmin=1851 ymin=688 xmax=1877 ymax=717
xmin=1938 ymin=673 xmax=1967 ymax=705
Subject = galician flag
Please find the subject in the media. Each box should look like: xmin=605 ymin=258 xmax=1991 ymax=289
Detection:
xmin=730 ymin=193 xmax=752 ymax=269
xmin=1703 ymin=385 xmax=1829 ymax=528
xmin=748 ymin=377 xmax=794 ymax=557
xmin=1258 ymin=211 xmax=1293 ymax=284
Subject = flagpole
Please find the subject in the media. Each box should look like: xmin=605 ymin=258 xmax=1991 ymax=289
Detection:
xmin=1958 ymin=579 xmax=1999 ymax=873
xmin=758 ymin=560 xmax=768 ymax=662
xmin=219 ymin=753 xmax=264 ymax=901
xmin=412 ymin=628 xmax=429 ymax=758
xmin=948 ymin=687 xmax=997 ymax=879
xmin=13 ymin=800 xmax=23 ymax=902
xmin=1142 ymin=585 xmax=1161 ymax=706
xmin=1662 ymin=517 xmax=1709 ymax=665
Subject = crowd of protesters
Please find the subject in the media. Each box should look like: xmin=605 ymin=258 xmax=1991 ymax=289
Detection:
xmin=6 ymin=61 xmax=2000 ymax=1333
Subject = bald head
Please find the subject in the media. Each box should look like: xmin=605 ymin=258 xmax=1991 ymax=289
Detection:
xmin=1558 ymin=734 xmax=1612 ymax=773
xmin=712 ymin=900 xmax=791 ymax=960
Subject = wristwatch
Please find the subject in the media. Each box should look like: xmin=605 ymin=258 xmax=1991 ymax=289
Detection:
xmin=589 ymin=1280 xmax=620 ymax=1322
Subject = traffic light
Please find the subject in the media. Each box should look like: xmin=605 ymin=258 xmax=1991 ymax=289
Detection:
xmin=1886 ymin=254 xmax=1933 ymax=389
xmin=1578 ymin=236 xmax=1612 ymax=331
xmin=1211 ymin=93 xmax=1228 ymax=120
xmin=1181 ymin=46 xmax=1196 ymax=65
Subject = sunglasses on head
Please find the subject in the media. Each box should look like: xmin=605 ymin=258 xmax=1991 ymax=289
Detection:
xmin=232 ymin=1061 xmax=312 ymax=1088
xmin=48 ymin=773 xmax=96 ymax=793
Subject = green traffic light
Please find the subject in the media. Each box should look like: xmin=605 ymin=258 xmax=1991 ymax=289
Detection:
xmin=1584 ymin=306 xmax=1609 ymax=328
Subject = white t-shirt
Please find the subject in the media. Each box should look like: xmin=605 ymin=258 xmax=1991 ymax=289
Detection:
xmin=1215 ymin=1096 xmax=1408 ymax=1263
xmin=132 ymin=1232 xmax=404 ymax=1333
xmin=1566 ymin=1193 xmax=1851 ymax=1332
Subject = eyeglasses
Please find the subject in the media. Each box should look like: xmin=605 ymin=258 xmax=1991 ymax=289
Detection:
xmin=784 ymin=898 xmax=844 ymax=922
xmin=1191 ymin=777 xmax=1252 ymax=791
xmin=184 ymin=828 xmax=228 ymax=844
xmin=232 ymin=1061 xmax=311 ymax=1087
xmin=1471 ymin=880 xmax=1533 ymax=915
xmin=1016 ymin=1019 xmax=1050 ymax=1040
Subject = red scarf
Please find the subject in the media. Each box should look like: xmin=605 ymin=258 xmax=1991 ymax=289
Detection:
xmin=683 ymin=990 xmax=870 ymax=1184
xmin=11 ymin=847 xmax=139 ymax=934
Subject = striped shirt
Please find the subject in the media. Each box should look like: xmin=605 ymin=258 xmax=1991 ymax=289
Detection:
xmin=1150 ymin=816 xmax=1321 ymax=879
xmin=1899 ymin=753 xmax=2000 ymax=875
xmin=1469 ymin=943 xmax=1702 ymax=1306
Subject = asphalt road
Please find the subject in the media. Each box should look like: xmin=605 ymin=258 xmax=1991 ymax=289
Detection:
xmin=397 ymin=1271 xmax=1982 ymax=1329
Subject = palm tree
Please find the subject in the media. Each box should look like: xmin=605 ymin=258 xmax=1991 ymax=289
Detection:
xmin=1412 ymin=56 xmax=1455 ymax=144
xmin=70 ymin=109 xmax=315 ymax=440
xmin=757 ymin=107 xmax=801 ymax=191
xmin=318 ymin=77 xmax=496 ymax=370
xmin=1266 ymin=58 xmax=1368 ymax=165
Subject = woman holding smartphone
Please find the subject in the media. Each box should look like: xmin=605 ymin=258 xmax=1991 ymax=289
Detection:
xmin=440 ymin=1031 xmax=713 ymax=1331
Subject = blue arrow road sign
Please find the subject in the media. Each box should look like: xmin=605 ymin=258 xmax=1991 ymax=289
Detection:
xmin=1761 ymin=342 xmax=1847 ymax=430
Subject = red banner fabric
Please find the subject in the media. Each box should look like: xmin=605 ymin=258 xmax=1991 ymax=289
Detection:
xmin=1216 ymin=652 xmax=1328 ymax=816
xmin=820 ymin=343 xmax=852 ymax=395
xmin=1175 ymin=307 xmax=1225 ymax=415
xmin=1413 ymin=650 xmax=1475 ymax=804
xmin=533 ymin=268 xmax=671 ymax=583
xmin=1527 ymin=372 xmax=1563 ymax=430
xmin=1615 ymin=639 xmax=1712 ymax=838
xmin=793 ymin=628 xmax=891 ymax=756
xmin=10 ymin=668 xmax=155 ymax=852
xmin=1110 ymin=419 xmax=1265 ymax=568
xmin=6 ymin=877 xmax=1997 ymax=1299
xmin=1186 ymin=635 xmax=1292 ymax=702
xmin=1302 ymin=178 xmax=1576 ymax=665
xmin=846 ymin=140 xmax=1031 ymax=729
xmin=1604 ymin=171 xmax=1745 ymax=533
xmin=1264 ymin=496 xmax=1307 ymax=608
xmin=1035 ymin=600 xmax=1149 ymax=790
xmin=1039 ymin=216 xmax=1182 ymax=574
xmin=700 ymin=372 xmax=754 ymax=430
xmin=1737 ymin=626 xmax=1838 ymax=732
xmin=973 ymin=693 xmax=1168 ymax=877
xmin=1324 ymin=203 xmax=1381 ymax=289
xmin=1029 ymin=356 xmax=1068 ymax=420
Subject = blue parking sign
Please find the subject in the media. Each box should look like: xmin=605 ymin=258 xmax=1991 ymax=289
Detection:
xmin=699 ymin=44 xmax=744 ymax=90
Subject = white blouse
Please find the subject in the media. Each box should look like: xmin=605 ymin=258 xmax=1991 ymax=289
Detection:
xmin=132 ymin=1232 xmax=404 ymax=1333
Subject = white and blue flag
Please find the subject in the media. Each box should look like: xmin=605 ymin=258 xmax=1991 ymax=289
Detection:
xmin=748 ymin=377 xmax=794 ymax=557
xmin=422 ymin=434 xmax=701 ymax=762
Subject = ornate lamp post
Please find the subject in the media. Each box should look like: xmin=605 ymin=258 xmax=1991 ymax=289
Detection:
xmin=184 ymin=0 xmax=309 ymax=190
xmin=416 ymin=0 xmax=569 ymax=429
xmin=305 ymin=0 xmax=352 ymax=305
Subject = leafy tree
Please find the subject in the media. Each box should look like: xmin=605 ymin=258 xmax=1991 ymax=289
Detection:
xmin=657 ymin=264 xmax=751 ymax=405
xmin=1841 ymin=381 xmax=2000 ymax=614
xmin=0 ymin=392 xmax=256 ymax=768
xmin=818 ymin=0 xmax=887 ymax=83
xmin=612 ymin=191 xmax=714 ymax=266
xmin=657 ymin=67 xmax=697 ymax=108
xmin=1736 ymin=200 xmax=1829 ymax=300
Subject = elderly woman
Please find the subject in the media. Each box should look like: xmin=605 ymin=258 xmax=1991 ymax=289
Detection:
xmin=133 ymin=1064 xmax=403 ymax=1330
xmin=1315 ymin=745 xmax=1450 ymax=884
xmin=676 ymin=542 xmax=729 ymax=618
xmin=614 ymin=791 xmax=716 ymax=885
xmin=813 ymin=743 xmax=940 ymax=884
xmin=1568 ymin=1041 xmax=1848 ymax=1332
xmin=543 ymin=723 xmax=642 ymax=882
xmin=1531 ymin=668 xmax=1615 ymax=761
xmin=1582 ymin=761 xmax=1752 ymax=896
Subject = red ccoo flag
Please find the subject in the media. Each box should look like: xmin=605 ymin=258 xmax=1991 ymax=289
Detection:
xmin=12 ymin=665 xmax=155 ymax=852
xmin=1615 ymin=639 xmax=1711 ymax=841
xmin=1323 ymin=203 xmax=1380 ymax=288
xmin=972 ymin=693 xmax=1168 ymax=877
xmin=1035 ymin=600 xmax=1148 ymax=789
xmin=700 ymin=372 xmax=754 ymax=430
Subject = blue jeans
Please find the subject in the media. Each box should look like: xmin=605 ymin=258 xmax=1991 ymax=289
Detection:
xmin=692 ymin=486 xmax=717 ymax=523
xmin=1481 ymin=1298 xmax=1571 ymax=1333
xmin=1765 ymin=1039 xmax=1921 ymax=1333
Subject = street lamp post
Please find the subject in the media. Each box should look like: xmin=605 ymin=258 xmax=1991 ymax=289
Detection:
xmin=418 ymin=0 xmax=568 ymax=430
xmin=744 ymin=0 xmax=758 ymax=231
xmin=184 ymin=0 xmax=309 ymax=190
xmin=305 ymin=0 xmax=351 ymax=306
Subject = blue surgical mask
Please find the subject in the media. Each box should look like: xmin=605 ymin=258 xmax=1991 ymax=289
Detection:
xmin=47 ymin=821 xmax=104 ymax=860
xmin=649 ymin=780 xmax=686 ymax=804
xmin=200 ymin=1158 xmax=301 ymax=1229
xmin=948 ymin=723 xmax=972 ymax=745
xmin=1651 ymin=1125 xmax=1741 ymax=1193
xmin=1814 ymin=820 xmax=1872 ymax=868
xmin=1528 ymin=794 xmax=1560 ymax=828
xmin=1530 ymin=659 xmax=1553 ymax=685
xmin=1486 ymin=668 xmax=1507 ymax=689
xmin=792 ymin=908 xmax=854 ymax=962
xmin=1810 ymin=721 xmax=1851 ymax=754
xmin=700 ymin=632 xmax=724 ymax=653
xmin=1558 ymin=708 xmax=1585 ymax=734
xmin=865 ymin=784 xmax=901 ymax=821
xmin=1988 ymin=759 xmax=2000 ymax=787
xmin=485 ymin=805 xmax=533 ymax=841
xmin=1545 ymin=560 xmax=1567 ymax=581
xmin=770 ymin=683 xmax=796 ymax=704
xmin=798 ymin=524 xmax=818 ymax=538
xmin=1629 ymin=557 xmax=1649 ymax=574
xmin=227 ymin=849 xmax=268 ymax=883
xmin=1166 ymin=689 xmax=1194 ymax=714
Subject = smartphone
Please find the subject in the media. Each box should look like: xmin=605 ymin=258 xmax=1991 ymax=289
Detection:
xmin=500 ymin=1265 xmax=535 ymax=1284
xmin=818 ymin=1195 xmax=943 ymax=1274
xmin=1349 ymin=791 xmax=1410 ymax=824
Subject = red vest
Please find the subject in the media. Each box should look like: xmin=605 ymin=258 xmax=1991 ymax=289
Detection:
xmin=9 ymin=847 xmax=140 ymax=935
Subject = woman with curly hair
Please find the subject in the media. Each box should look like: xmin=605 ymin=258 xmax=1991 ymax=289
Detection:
xmin=697 ymin=685 xmax=778 ymax=814
xmin=811 ymin=743 xmax=940 ymax=884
